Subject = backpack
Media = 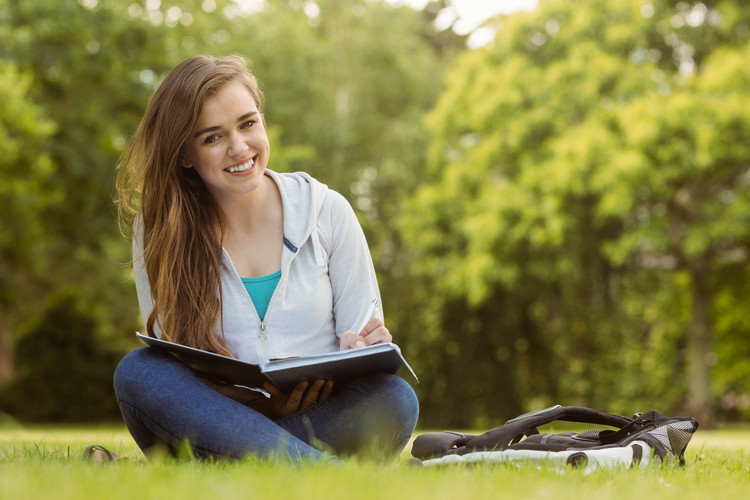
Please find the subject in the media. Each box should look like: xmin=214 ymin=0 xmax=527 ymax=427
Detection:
xmin=411 ymin=405 xmax=699 ymax=472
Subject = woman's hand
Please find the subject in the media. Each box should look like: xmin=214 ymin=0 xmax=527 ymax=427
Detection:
xmin=339 ymin=317 xmax=392 ymax=350
xmin=263 ymin=379 xmax=334 ymax=419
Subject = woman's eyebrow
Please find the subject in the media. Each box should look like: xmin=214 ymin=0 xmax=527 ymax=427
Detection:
xmin=193 ymin=111 xmax=259 ymax=138
xmin=194 ymin=125 xmax=221 ymax=138
xmin=237 ymin=111 xmax=258 ymax=122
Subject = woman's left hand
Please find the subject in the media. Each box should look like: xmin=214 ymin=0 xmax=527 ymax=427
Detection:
xmin=263 ymin=379 xmax=334 ymax=418
xmin=339 ymin=317 xmax=392 ymax=350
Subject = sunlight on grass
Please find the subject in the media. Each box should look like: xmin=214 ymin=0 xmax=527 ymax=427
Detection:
xmin=1 ymin=424 xmax=748 ymax=500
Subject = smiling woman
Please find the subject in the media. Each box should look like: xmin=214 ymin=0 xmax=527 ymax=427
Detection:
xmin=180 ymin=80 xmax=271 ymax=207
xmin=113 ymin=55 xmax=418 ymax=463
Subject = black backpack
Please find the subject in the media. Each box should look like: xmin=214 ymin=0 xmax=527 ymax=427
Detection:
xmin=411 ymin=405 xmax=699 ymax=471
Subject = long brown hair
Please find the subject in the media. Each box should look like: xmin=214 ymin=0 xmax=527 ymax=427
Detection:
xmin=116 ymin=55 xmax=264 ymax=355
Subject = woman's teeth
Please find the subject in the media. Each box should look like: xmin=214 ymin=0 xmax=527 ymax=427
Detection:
xmin=226 ymin=158 xmax=254 ymax=173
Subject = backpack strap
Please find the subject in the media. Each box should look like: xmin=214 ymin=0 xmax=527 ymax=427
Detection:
xmin=412 ymin=405 xmax=634 ymax=459
xmin=457 ymin=405 xmax=632 ymax=455
xmin=410 ymin=430 xmax=478 ymax=460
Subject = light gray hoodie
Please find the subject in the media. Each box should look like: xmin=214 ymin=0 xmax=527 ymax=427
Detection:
xmin=133 ymin=170 xmax=383 ymax=365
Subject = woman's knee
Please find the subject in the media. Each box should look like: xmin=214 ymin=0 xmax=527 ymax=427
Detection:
xmin=387 ymin=375 xmax=419 ymax=424
xmin=357 ymin=374 xmax=419 ymax=457
xmin=114 ymin=348 xmax=146 ymax=389
xmin=363 ymin=373 xmax=420 ymax=428
xmin=113 ymin=347 xmax=176 ymax=399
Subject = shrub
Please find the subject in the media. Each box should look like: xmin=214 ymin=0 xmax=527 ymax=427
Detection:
xmin=0 ymin=292 xmax=125 ymax=422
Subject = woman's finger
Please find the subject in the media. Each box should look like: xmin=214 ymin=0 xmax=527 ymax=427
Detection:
xmin=361 ymin=323 xmax=392 ymax=346
xmin=340 ymin=330 xmax=365 ymax=350
xmin=301 ymin=379 xmax=326 ymax=408
xmin=319 ymin=380 xmax=334 ymax=402
xmin=284 ymin=380 xmax=309 ymax=412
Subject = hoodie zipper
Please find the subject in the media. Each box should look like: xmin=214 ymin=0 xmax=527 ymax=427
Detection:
xmin=223 ymin=249 xmax=271 ymax=359
xmin=223 ymin=248 xmax=289 ymax=361
xmin=258 ymin=321 xmax=269 ymax=358
xmin=257 ymin=272 xmax=285 ymax=360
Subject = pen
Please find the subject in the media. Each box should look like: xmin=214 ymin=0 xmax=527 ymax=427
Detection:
xmin=355 ymin=298 xmax=379 ymax=334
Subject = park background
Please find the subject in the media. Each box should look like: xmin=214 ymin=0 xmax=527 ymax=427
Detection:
xmin=1 ymin=0 xmax=749 ymax=432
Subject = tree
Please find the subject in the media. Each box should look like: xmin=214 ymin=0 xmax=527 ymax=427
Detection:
xmin=0 ymin=59 xmax=57 ymax=381
xmin=0 ymin=0 xmax=175 ymax=416
xmin=0 ymin=0 xmax=173 ymax=341
xmin=0 ymin=292 xmax=123 ymax=421
xmin=606 ymin=43 xmax=750 ymax=424
xmin=401 ymin=0 xmax=750 ymax=426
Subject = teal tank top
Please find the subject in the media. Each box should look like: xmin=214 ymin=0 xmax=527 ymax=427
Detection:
xmin=240 ymin=270 xmax=281 ymax=321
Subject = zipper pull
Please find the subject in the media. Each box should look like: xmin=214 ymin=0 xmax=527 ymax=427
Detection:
xmin=259 ymin=321 xmax=271 ymax=359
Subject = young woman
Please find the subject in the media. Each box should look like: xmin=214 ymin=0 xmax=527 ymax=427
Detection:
xmin=113 ymin=55 xmax=418 ymax=462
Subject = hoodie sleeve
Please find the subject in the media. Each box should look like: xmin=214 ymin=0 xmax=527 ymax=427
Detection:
xmin=318 ymin=189 xmax=384 ymax=338
xmin=132 ymin=216 xmax=161 ymax=338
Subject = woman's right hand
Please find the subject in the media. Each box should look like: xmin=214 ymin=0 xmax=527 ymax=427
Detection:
xmin=263 ymin=379 xmax=334 ymax=418
xmin=340 ymin=317 xmax=392 ymax=350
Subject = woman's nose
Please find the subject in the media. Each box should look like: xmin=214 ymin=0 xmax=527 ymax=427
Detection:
xmin=227 ymin=132 xmax=249 ymax=157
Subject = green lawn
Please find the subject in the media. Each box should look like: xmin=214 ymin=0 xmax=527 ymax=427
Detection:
xmin=1 ymin=423 xmax=748 ymax=500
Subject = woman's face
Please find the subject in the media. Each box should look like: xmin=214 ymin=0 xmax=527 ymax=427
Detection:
xmin=182 ymin=79 xmax=270 ymax=204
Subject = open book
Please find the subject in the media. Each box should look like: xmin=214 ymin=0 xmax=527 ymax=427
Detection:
xmin=136 ymin=332 xmax=418 ymax=393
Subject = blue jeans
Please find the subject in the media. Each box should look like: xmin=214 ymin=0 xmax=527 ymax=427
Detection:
xmin=113 ymin=347 xmax=419 ymax=462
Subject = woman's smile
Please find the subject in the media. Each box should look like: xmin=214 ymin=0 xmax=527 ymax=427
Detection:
xmin=226 ymin=156 xmax=256 ymax=173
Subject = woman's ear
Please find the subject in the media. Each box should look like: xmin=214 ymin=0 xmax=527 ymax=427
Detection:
xmin=179 ymin=149 xmax=192 ymax=169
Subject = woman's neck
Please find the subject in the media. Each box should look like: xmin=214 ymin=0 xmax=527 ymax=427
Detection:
xmin=217 ymin=174 xmax=275 ymax=234
xmin=217 ymin=174 xmax=284 ymax=277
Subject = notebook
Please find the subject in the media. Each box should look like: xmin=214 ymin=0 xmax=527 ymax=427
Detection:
xmin=136 ymin=332 xmax=418 ymax=393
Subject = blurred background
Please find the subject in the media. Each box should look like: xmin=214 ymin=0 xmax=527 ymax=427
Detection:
xmin=1 ymin=0 xmax=749 ymax=430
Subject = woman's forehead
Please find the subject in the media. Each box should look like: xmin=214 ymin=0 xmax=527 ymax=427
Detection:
xmin=195 ymin=80 xmax=259 ymax=125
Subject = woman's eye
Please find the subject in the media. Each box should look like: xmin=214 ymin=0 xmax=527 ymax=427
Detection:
xmin=240 ymin=120 xmax=256 ymax=129
xmin=203 ymin=134 xmax=219 ymax=144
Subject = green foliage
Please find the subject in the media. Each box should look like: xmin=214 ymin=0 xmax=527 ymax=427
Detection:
xmin=0 ymin=0 xmax=167 ymax=346
xmin=0 ymin=59 xmax=57 ymax=309
xmin=0 ymin=292 xmax=125 ymax=421
xmin=402 ymin=0 xmax=750 ymax=425
xmin=713 ymin=262 xmax=750 ymax=420
xmin=2 ymin=0 xmax=171 ymax=245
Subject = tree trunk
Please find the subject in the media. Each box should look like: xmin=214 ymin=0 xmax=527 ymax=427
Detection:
xmin=0 ymin=323 xmax=13 ymax=382
xmin=686 ymin=259 xmax=714 ymax=428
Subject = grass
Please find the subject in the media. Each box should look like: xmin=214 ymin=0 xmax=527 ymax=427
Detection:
xmin=1 ymin=423 xmax=749 ymax=500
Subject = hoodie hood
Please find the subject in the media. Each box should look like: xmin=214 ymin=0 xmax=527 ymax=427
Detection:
xmin=266 ymin=169 xmax=328 ymax=253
